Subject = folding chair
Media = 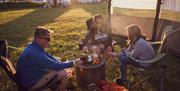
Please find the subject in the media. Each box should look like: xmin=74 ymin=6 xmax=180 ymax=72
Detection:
xmin=128 ymin=26 xmax=178 ymax=91
xmin=0 ymin=39 xmax=60 ymax=91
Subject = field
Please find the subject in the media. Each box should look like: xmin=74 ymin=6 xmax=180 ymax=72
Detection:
xmin=0 ymin=1 xmax=180 ymax=91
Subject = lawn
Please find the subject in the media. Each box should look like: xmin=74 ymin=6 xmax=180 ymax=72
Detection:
xmin=0 ymin=1 xmax=108 ymax=59
xmin=0 ymin=1 xmax=180 ymax=91
xmin=0 ymin=1 xmax=109 ymax=91
xmin=113 ymin=7 xmax=180 ymax=22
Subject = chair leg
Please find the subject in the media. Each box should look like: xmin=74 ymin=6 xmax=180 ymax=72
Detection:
xmin=131 ymin=73 xmax=153 ymax=89
xmin=160 ymin=63 xmax=166 ymax=91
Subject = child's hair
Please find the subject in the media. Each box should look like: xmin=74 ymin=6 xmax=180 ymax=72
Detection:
xmin=126 ymin=24 xmax=146 ymax=45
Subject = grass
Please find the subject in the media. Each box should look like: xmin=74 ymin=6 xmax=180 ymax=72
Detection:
xmin=0 ymin=1 xmax=180 ymax=91
xmin=0 ymin=1 xmax=107 ymax=60
xmin=113 ymin=7 xmax=180 ymax=22
xmin=0 ymin=1 xmax=108 ymax=91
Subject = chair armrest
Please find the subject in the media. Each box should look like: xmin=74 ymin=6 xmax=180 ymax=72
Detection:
xmin=112 ymin=40 xmax=118 ymax=45
xmin=149 ymin=41 xmax=162 ymax=45
xmin=129 ymin=53 xmax=167 ymax=64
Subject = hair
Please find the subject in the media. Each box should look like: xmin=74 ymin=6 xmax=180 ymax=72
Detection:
xmin=0 ymin=39 xmax=7 ymax=47
xmin=86 ymin=14 xmax=105 ymax=30
xmin=34 ymin=26 xmax=54 ymax=38
xmin=126 ymin=24 xmax=146 ymax=45
xmin=86 ymin=17 xmax=94 ymax=30
xmin=0 ymin=39 xmax=8 ymax=58
xmin=94 ymin=14 xmax=105 ymax=22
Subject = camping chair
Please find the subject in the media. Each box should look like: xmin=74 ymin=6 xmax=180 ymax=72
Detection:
xmin=0 ymin=39 xmax=60 ymax=91
xmin=128 ymin=26 xmax=178 ymax=91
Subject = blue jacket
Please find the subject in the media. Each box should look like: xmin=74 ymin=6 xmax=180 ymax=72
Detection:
xmin=16 ymin=41 xmax=73 ymax=88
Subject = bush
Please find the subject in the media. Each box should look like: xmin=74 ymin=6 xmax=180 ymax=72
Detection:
xmin=0 ymin=2 xmax=46 ymax=11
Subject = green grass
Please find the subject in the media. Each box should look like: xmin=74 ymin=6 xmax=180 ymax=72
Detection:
xmin=0 ymin=1 xmax=180 ymax=91
xmin=0 ymin=1 xmax=107 ymax=59
xmin=114 ymin=7 xmax=180 ymax=21
xmin=0 ymin=1 xmax=109 ymax=91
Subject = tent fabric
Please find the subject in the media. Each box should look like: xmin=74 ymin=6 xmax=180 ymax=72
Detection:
xmin=156 ymin=19 xmax=180 ymax=40
xmin=162 ymin=27 xmax=180 ymax=58
xmin=162 ymin=0 xmax=180 ymax=12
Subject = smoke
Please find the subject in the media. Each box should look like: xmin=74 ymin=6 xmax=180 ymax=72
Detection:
xmin=111 ymin=14 xmax=154 ymax=39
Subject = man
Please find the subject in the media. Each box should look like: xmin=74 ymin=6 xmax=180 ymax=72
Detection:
xmin=16 ymin=26 xmax=82 ymax=91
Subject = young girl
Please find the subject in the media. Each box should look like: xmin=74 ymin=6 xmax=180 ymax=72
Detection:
xmin=81 ymin=14 xmax=112 ymax=51
xmin=109 ymin=24 xmax=155 ymax=85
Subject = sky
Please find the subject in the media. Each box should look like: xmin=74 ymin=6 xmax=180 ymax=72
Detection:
xmin=112 ymin=0 xmax=157 ymax=9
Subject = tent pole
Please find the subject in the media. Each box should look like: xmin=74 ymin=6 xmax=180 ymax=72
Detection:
xmin=107 ymin=0 xmax=112 ymax=26
xmin=152 ymin=0 xmax=162 ymax=41
xmin=107 ymin=0 xmax=112 ymax=35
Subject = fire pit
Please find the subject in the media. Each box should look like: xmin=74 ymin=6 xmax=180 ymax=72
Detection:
xmin=75 ymin=60 xmax=105 ymax=88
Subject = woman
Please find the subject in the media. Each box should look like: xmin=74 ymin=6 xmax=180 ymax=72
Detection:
xmin=109 ymin=24 xmax=155 ymax=85
xmin=80 ymin=14 xmax=112 ymax=52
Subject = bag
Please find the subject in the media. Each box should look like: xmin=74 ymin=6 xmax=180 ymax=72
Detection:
xmin=96 ymin=80 xmax=128 ymax=91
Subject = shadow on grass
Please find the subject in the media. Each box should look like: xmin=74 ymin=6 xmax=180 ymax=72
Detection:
xmin=0 ymin=7 xmax=70 ymax=47
xmin=0 ymin=7 xmax=70 ymax=91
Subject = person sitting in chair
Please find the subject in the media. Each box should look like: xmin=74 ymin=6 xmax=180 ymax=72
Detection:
xmin=0 ymin=39 xmax=8 ymax=58
xmin=80 ymin=14 xmax=113 ymax=52
xmin=16 ymin=26 xmax=82 ymax=91
xmin=108 ymin=24 xmax=155 ymax=85
xmin=0 ymin=39 xmax=9 ymax=74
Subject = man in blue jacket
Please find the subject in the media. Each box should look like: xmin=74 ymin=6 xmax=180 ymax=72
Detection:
xmin=17 ymin=26 xmax=82 ymax=91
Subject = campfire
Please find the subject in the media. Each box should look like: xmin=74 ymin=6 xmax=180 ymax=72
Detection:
xmin=76 ymin=45 xmax=107 ymax=89
xmin=80 ymin=53 xmax=101 ymax=65
xmin=79 ymin=45 xmax=105 ymax=65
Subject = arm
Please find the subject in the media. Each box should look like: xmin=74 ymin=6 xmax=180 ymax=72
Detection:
xmin=30 ymin=52 xmax=74 ymax=71
xmin=107 ymin=52 xmax=121 ymax=57
xmin=130 ymin=42 xmax=144 ymax=59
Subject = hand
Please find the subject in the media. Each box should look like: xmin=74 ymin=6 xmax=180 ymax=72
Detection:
xmin=103 ymin=52 xmax=113 ymax=60
xmin=82 ymin=46 xmax=89 ymax=53
xmin=105 ymin=52 xmax=118 ymax=57
xmin=126 ymin=51 xmax=133 ymax=57
xmin=65 ymin=68 xmax=74 ymax=78
xmin=74 ymin=58 xmax=83 ymax=66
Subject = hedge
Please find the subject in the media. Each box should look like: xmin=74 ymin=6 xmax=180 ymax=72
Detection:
xmin=0 ymin=2 xmax=46 ymax=11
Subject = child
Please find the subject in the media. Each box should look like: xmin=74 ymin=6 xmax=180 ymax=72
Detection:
xmin=108 ymin=24 xmax=155 ymax=85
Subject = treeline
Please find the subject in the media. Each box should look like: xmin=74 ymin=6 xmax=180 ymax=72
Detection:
xmin=0 ymin=2 xmax=46 ymax=11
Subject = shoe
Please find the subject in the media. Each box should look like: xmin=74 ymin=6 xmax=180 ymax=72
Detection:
xmin=116 ymin=79 xmax=126 ymax=85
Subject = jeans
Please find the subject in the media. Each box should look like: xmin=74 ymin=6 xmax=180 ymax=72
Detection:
xmin=118 ymin=50 xmax=140 ymax=80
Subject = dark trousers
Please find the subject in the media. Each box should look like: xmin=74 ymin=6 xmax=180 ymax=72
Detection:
xmin=118 ymin=51 xmax=141 ymax=80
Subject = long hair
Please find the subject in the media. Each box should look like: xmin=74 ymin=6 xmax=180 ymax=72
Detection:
xmin=126 ymin=24 xmax=146 ymax=45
